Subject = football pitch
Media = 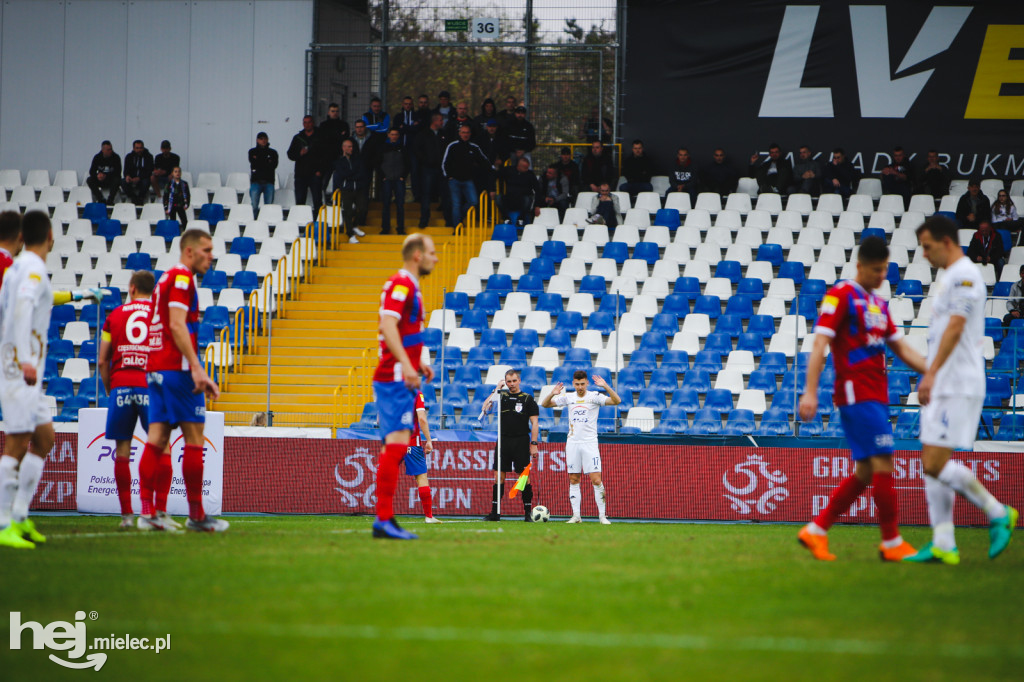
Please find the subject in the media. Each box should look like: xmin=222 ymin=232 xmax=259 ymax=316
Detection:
xmin=1 ymin=515 xmax=1021 ymax=681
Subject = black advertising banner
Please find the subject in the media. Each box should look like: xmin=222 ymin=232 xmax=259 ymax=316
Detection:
xmin=624 ymin=0 xmax=1024 ymax=180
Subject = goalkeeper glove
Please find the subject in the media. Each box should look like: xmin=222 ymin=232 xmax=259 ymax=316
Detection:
xmin=71 ymin=288 xmax=108 ymax=302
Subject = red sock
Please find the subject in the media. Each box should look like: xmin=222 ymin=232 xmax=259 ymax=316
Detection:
xmin=182 ymin=444 xmax=205 ymax=521
xmin=138 ymin=443 xmax=160 ymax=517
xmin=419 ymin=485 xmax=433 ymax=518
xmin=872 ymin=472 xmax=899 ymax=541
xmin=114 ymin=457 xmax=133 ymax=515
xmin=813 ymin=474 xmax=867 ymax=531
xmin=375 ymin=444 xmax=405 ymax=521
xmin=154 ymin=453 xmax=173 ymax=513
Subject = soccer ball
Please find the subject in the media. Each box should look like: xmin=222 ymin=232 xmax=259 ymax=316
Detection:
xmin=531 ymin=505 xmax=550 ymax=523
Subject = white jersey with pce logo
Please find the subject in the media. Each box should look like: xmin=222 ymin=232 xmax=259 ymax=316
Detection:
xmin=554 ymin=390 xmax=609 ymax=443
xmin=0 ymin=250 xmax=52 ymax=382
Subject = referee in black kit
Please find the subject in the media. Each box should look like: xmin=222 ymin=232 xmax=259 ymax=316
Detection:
xmin=481 ymin=368 xmax=540 ymax=522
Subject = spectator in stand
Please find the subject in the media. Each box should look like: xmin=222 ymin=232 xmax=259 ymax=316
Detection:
xmin=87 ymin=140 xmax=122 ymax=205
xmin=150 ymin=140 xmax=179 ymax=198
xmin=668 ymin=147 xmax=698 ymax=201
xmin=434 ymin=90 xmax=453 ymax=126
xmin=504 ymin=106 xmax=537 ymax=165
xmin=415 ymin=113 xmax=446 ymax=228
xmin=286 ymin=115 xmax=326 ymax=215
xmin=496 ymin=96 xmax=518 ymax=130
xmin=550 ymin=147 xmax=581 ymax=204
xmin=351 ymin=119 xmax=372 ymax=155
xmin=320 ymin=102 xmax=350 ymax=203
xmin=541 ymin=166 xmax=571 ymax=221
xmin=1003 ymin=264 xmax=1024 ymax=328
xmin=992 ymin=189 xmax=1023 ymax=243
xmin=248 ymin=132 xmax=278 ymax=209
xmin=351 ymin=119 xmax=377 ymax=212
xmin=394 ymin=96 xmax=422 ymax=203
xmin=477 ymin=119 xmax=507 ymax=199
xmin=362 ymin=97 xmax=391 ymax=140
xmin=619 ymin=139 xmax=655 ymax=202
xmin=581 ymin=140 xmax=618 ymax=192
xmin=880 ymin=146 xmax=913 ymax=207
xmin=377 ymin=128 xmax=409 ymax=236
xmin=956 ymin=179 xmax=992 ymax=230
xmin=442 ymin=123 xmax=489 ymax=228
xmin=442 ymin=101 xmax=474 ymax=145
xmin=499 ymin=156 xmax=540 ymax=225
xmin=822 ymin=148 xmax=859 ymax=198
xmin=699 ymin=148 xmax=739 ymax=196
xmin=474 ymin=98 xmax=498 ymax=134
xmin=966 ymin=220 xmax=1006 ymax=278
xmin=749 ymin=143 xmax=793 ymax=195
xmin=163 ymin=167 xmax=190 ymax=226
xmin=581 ymin=107 xmax=613 ymax=143
xmin=588 ymin=182 xmax=621 ymax=228
xmin=791 ymin=145 xmax=822 ymax=195
xmin=332 ymin=138 xmax=367 ymax=244
xmin=919 ymin=149 xmax=951 ymax=199
xmin=121 ymin=139 xmax=154 ymax=206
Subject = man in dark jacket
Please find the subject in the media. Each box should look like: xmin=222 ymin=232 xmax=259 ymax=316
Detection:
xmin=822 ymin=148 xmax=859 ymax=198
xmin=121 ymin=140 xmax=154 ymax=206
xmin=967 ymin=220 xmax=1005 ymax=278
xmin=880 ymin=146 xmax=914 ymax=208
xmin=150 ymin=140 xmax=179 ymax=198
xmin=503 ymin=106 xmax=537 ymax=163
xmin=415 ymin=113 xmax=447 ymax=228
xmin=550 ymin=147 xmax=581 ymax=205
xmin=668 ymin=147 xmax=698 ymax=201
xmin=87 ymin=140 xmax=122 ymax=205
xmin=287 ymin=115 xmax=327 ymax=215
xmin=320 ymin=102 xmax=350 ymax=203
xmin=919 ymin=149 xmax=951 ymax=199
xmin=332 ymin=138 xmax=367 ymax=243
xmin=476 ymin=119 xmax=508 ymax=195
xmin=700 ymin=148 xmax=739 ymax=195
xmin=957 ymin=180 xmax=992 ymax=230
xmin=473 ymin=98 xmax=498 ymax=135
xmin=377 ymin=129 xmax=409 ymax=235
xmin=442 ymin=123 xmax=489 ymax=227
xmin=540 ymin=166 xmax=571 ymax=221
xmin=248 ymin=132 xmax=279 ymax=209
xmin=442 ymin=101 xmax=474 ymax=146
xmin=620 ymin=139 xmax=654 ymax=202
xmin=433 ymin=90 xmax=453 ymax=126
xmin=394 ymin=96 xmax=422 ymax=202
xmin=749 ymin=143 xmax=793 ymax=195
xmin=496 ymin=96 xmax=518 ymax=130
xmin=499 ymin=157 xmax=540 ymax=225
xmin=580 ymin=141 xmax=617 ymax=192
xmin=791 ymin=145 xmax=822 ymax=195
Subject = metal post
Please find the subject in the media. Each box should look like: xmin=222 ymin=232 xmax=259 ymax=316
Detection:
xmin=614 ymin=289 xmax=620 ymax=433
xmin=265 ymin=302 xmax=273 ymax=427
xmin=379 ymin=0 xmax=389 ymax=103
xmin=523 ymin=0 xmax=534 ymax=111
xmin=793 ymin=315 xmax=800 ymax=436
xmin=94 ymin=302 xmax=101 ymax=403
xmin=439 ymin=288 xmax=446 ymax=427
xmin=496 ymin=383 xmax=502 ymax=516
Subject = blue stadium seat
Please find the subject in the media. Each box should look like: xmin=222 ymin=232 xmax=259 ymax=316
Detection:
xmin=46 ymin=377 xmax=74 ymax=402
xmin=485 ymin=274 xmax=513 ymax=297
xmin=674 ymin=276 xmax=701 ymax=302
xmin=464 ymin=347 xmax=493 ymax=372
xmin=100 ymin=287 xmax=122 ymax=314
xmin=653 ymin=208 xmax=680 ymax=229
xmin=520 ymin=366 xmax=547 ymax=391
xmin=723 ymin=295 xmax=753 ymax=320
xmin=715 ymin=260 xmax=742 ymax=284
xmin=651 ymin=313 xmax=679 ymax=336
xmin=628 ymin=350 xmax=657 ymax=372
xmin=56 ymin=396 xmax=89 ymax=422
xmin=681 ymin=369 xmax=711 ymax=393
xmin=204 ymin=305 xmax=230 ymax=331
xmin=591 ymin=366 xmax=612 ymax=387
xmin=453 ymin=364 xmax=482 ymax=384
xmin=636 ymin=389 xmax=667 ymax=412
xmin=861 ymin=227 xmax=885 ymax=243
xmin=649 ymin=367 xmax=679 ymax=392
xmin=669 ymin=388 xmax=700 ymax=413
xmin=564 ymin=347 xmax=591 ymax=367
xmin=230 ymin=236 xmax=256 ymax=259
xmin=197 ymin=322 xmax=216 ymax=351
xmin=823 ymin=413 xmax=845 ymax=437
xmin=662 ymin=293 xmax=689 ymax=318
xmin=693 ymin=295 xmax=721 ymax=320
xmin=661 ymin=350 xmax=689 ymax=372
xmin=704 ymin=389 xmax=733 ymax=415
xmin=422 ymin=327 xmax=442 ymax=352
xmin=478 ymin=328 xmax=507 ymax=352
xmin=736 ymin=332 xmax=765 ymax=357
xmin=894 ymin=279 xmax=924 ymax=302
xmin=444 ymin=291 xmax=469 ymax=315
xmin=893 ymin=411 xmax=920 ymax=439
xmin=597 ymin=405 xmax=618 ymax=433
xmin=778 ymin=261 xmax=805 ymax=285
xmin=155 ymin=219 xmax=181 ymax=242
xmin=43 ymin=358 xmax=60 ymax=385
xmin=889 ymin=373 xmax=912 ymax=397
xmin=801 ymin=279 xmax=827 ymax=301
xmin=537 ymin=407 xmax=556 ymax=430
xmin=81 ymin=305 xmax=105 ymax=331
xmin=633 ymin=242 xmax=660 ymax=265
xmin=715 ymin=314 xmax=744 ymax=338
xmin=998 ymin=229 xmax=1013 ymax=252
xmin=499 ymin=346 xmax=526 ymax=366
xmin=199 ymin=203 xmax=226 ymax=227
xmin=722 ymin=409 xmax=756 ymax=435
xmin=78 ymin=339 xmax=97 ymax=362
xmin=639 ymin=331 xmax=668 ymax=353
xmin=747 ymin=314 xmax=775 ymax=339
xmin=491 ymin=223 xmax=518 ymax=246
xmin=977 ymin=412 xmax=998 ymax=440
xmin=985 ymin=317 xmax=1004 ymax=343
xmin=598 ymin=293 xmax=627 ymax=314
xmin=756 ymin=243 xmax=783 ymax=267
xmin=790 ymin=295 xmax=819 ymax=321
xmin=886 ymin=262 xmax=901 ymax=287
xmin=527 ymin=257 xmax=555 ymax=279
xmin=516 ymin=273 xmax=544 ymax=296
xmin=474 ymin=290 xmax=501 ymax=314
xmin=691 ymin=409 xmax=722 ymax=435
xmin=543 ymin=329 xmax=572 ymax=353
xmin=587 ymin=311 xmax=616 ymax=334
xmin=602 ymin=241 xmax=629 ymax=264
xmin=996 ymin=413 xmax=1024 ymax=441
xmin=759 ymin=352 xmax=788 ymax=374
xmin=97 ymin=219 xmax=123 ymax=241
xmin=736 ymin=277 xmax=764 ymax=301
xmin=991 ymin=352 xmax=1020 ymax=377
xmin=83 ymin=202 xmax=108 ymax=224
xmin=771 ymin=390 xmax=797 ymax=414
xmin=540 ymin=240 xmax=567 ymax=263
xmin=747 ymin=368 xmax=777 ymax=395
xmin=704 ymin=332 xmax=733 ymax=356
xmin=555 ymin=311 xmax=583 ymax=334
xmin=580 ymin=275 xmax=607 ymax=300
xmin=552 ymin=364 xmax=584 ymax=386
xmin=993 ymin=281 xmax=1012 ymax=298
xmin=780 ymin=370 xmax=806 ymax=392
xmin=201 ymin=269 xmax=228 ymax=294
xmin=461 ymin=309 xmax=489 ymax=333
xmin=985 ymin=375 xmax=1012 ymax=405
xmin=445 ymin=384 xmax=471 ymax=409
xmin=798 ymin=416 xmax=824 ymax=436
xmin=232 ymin=270 xmax=259 ymax=296
xmin=536 ymin=292 xmax=563 ymax=315
xmin=510 ymin=328 xmax=539 ymax=353
xmin=52 ymin=304 xmax=77 ymax=327
xmin=756 ymin=407 xmax=792 ymax=436
xmin=76 ymin=375 xmax=103 ymax=401
xmin=49 ymin=340 xmax=74 ymax=364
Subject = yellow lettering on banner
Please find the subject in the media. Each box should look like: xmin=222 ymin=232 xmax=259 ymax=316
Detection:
xmin=965 ymin=25 xmax=1024 ymax=119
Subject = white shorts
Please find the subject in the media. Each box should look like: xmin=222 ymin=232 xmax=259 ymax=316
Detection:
xmin=920 ymin=395 xmax=984 ymax=450
xmin=565 ymin=441 xmax=601 ymax=474
xmin=0 ymin=378 xmax=52 ymax=434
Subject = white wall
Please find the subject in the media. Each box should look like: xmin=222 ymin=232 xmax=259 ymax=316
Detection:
xmin=0 ymin=0 xmax=312 ymax=180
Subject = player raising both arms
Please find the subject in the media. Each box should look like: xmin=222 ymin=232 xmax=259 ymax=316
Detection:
xmin=141 ymin=229 xmax=226 ymax=532
xmin=904 ymin=216 xmax=1017 ymax=565
xmin=797 ymin=237 xmax=927 ymax=561
xmin=405 ymin=390 xmax=441 ymax=523
xmin=542 ymin=371 xmax=621 ymax=524
xmin=0 ymin=212 xmax=57 ymax=549
xmin=372 ymin=233 xmax=438 ymax=540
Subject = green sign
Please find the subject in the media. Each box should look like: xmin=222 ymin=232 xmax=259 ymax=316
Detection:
xmin=444 ymin=19 xmax=469 ymax=32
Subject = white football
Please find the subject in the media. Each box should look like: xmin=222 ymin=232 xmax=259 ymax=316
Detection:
xmin=531 ymin=505 xmax=550 ymax=522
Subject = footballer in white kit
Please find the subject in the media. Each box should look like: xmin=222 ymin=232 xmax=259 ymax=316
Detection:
xmin=542 ymin=370 xmax=622 ymax=524
xmin=905 ymin=216 xmax=1017 ymax=565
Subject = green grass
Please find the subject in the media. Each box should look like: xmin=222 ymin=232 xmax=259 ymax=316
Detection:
xmin=1 ymin=515 xmax=1022 ymax=681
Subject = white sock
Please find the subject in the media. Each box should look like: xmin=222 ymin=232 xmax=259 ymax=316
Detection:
xmin=805 ymin=522 xmax=827 ymax=536
xmin=12 ymin=453 xmax=45 ymax=523
xmin=0 ymin=455 xmax=19 ymax=527
xmin=937 ymin=460 xmax=1006 ymax=521
xmin=881 ymin=536 xmax=904 ymax=550
xmin=925 ymin=474 xmax=956 ymax=551
xmin=569 ymin=483 xmax=581 ymax=518
xmin=593 ymin=483 xmax=606 ymax=517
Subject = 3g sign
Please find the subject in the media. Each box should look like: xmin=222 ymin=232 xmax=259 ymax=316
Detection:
xmin=471 ymin=17 xmax=499 ymax=41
